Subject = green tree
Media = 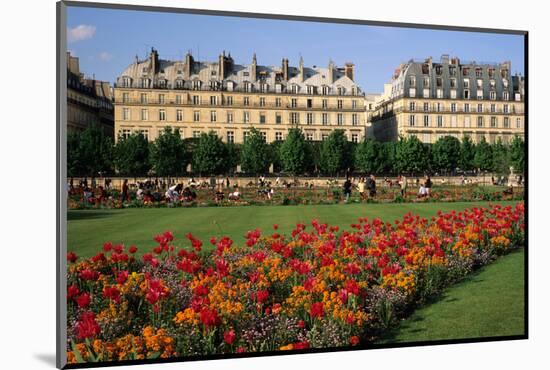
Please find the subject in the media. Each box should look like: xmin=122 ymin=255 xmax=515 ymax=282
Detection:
xmin=395 ymin=136 xmax=428 ymax=174
xmin=431 ymin=136 xmax=461 ymax=174
xmin=225 ymin=142 xmax=241 ymax=174
xmin=192 ymin=131 xmax=228 ymax=175
xmin=473 ymin=137 xmax=493 ymax=172
xmin=69 ymin=124 xmax=113 ymax=177
xmin=491 ymin=138 xmax=510 ymax=175
xmin=354 ymin=138 xmax=381 ymax=174
xmin=509 ymin=136 xmax=525 ymax=174
xmin=240 ymin=128 xmax=270 ymax=175
xmin=113 ymin=132 xmax=150 ymax=176
xmin=279 ymin=128 xmax=309 ymax=176
xmin=459 ymin=136 xmax=476 ymax=172
xmin=319 ymin=130 xmax=352 ymax=176
xmin=379 ymin=141 xmax=397 ymax=174
xmin=149 ymin=127 xmax=188 ymax=176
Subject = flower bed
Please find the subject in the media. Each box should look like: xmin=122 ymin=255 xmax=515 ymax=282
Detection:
xmin=66 ymin=203 xmax=524 ymax=364
xmin=68 ymin=185 xmax=524 ymax=210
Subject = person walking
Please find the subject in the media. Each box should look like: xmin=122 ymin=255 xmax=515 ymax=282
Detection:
xmin=343 ymin=178 xmax=352 ymax=203
xmin=399 ymin=175 xmax=408 ymax=197
xmin=367 ymin=174 xmax=377 ymax=198
xmin=425 ymin=175 xmax=433 ymax=197
xmin=358 ymin=177 xmax=366 ymax=200
xmin=121 ymin=179 xmax=129 ymax=202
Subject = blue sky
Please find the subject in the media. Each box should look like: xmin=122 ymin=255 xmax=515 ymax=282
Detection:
xmin=67 ymin=6 xmax=525 ymax=94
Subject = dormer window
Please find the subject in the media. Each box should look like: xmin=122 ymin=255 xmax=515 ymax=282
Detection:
xmin=449 ymin=66 xmax=457 ymax=76
xmin=142 ymin=67 xmax=148 ymax=74
xmin=322 ymin=85 xmax=330 ymax=95
xmin=488 ymin=68 xmax=495 ymax=78
xmin=139 ymin=78 xmax=149 ymax=88
xmin=243 ymin=71 xmax=250 ymax=77
xmin=192 ymin=80 xmax=202 ymax=90
xmin=503 ymin=78 xmax=509 ymax=88
xmin=227 ymin=81 xmax=234 ymax=92
xmin=409 ymin=75 xmax=416 ymax=87
xmin=337 ymin=87 xmax=345 ymax=95
xmin=490 ymin=80 xmax=496 ymax=89
xmin=177 ymin=70 xmax=183 ymax=75
xmin=121 ymin=76 xmax=131 ymax=88
xmin=260 ymin=83 xmax=268 ymax=93
xmin=423 ymin=77 xmax=430 ymax=87
xmin=290 ymin=84 xmax=298 ymax=94
xmin=422 ymin=64 xmax=429 ymax=74
xmin=243 ymin=81 xmax=251 ymax=92
xmin=475 ymin=68 xmax=483 ymax=77
xmin=306 ymin=85 xmax=314 ymax=95
xmin=435 ymin=65 xmax=442 ymax=75
xmin=175 ymin=79 xmax=184 ymax=89
xmin=157 ymin=79 xmax=166 ymax=88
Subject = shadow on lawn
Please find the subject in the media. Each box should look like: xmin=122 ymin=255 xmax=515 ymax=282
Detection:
xmin=67 ymin=211 xmax=114 ymax=221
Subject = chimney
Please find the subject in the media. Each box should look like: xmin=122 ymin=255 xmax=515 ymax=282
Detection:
xmin=328 ymin=59 xmax=335 ymax=84
xmin=149 ymin=47 xmax=159 ymax=74
xmin=299 ymin=56 xmax=304 ymax=82
xmin=218 ymin=51 xmax=225 ymax=79
xmin=282 ymin=58 xmax=289 ymax=81
xmin=185 ymin=51 xmax=194 ymax=79
xmin=251 ymin=53 xmax=257 ymax=81
xmin=344 ymin=62 xmax=354 ymax=81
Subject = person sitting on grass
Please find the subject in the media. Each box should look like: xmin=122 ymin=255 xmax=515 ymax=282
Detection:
xmin=166 ymin=183 xmax=182 ymax=203
xmin=182 ymin=187 xmax=196 ymax=202
xmin=424 ymin=175 xmax=433 ymax=197
xmin=229 ymin=186 xmax=241 ymax=201
xmin=215 ymin=185 xmax=225 ymax=203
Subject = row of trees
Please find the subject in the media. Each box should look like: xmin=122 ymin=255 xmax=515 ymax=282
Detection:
xmin=68 ymin=125 xmax=525 ymax=178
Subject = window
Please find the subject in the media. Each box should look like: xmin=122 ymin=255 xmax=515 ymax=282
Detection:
xmin=450 ymin=78 xmax=457 ymax=88
xmin=243 ymin=111 xmax=250 ymax=123
xmin=490 ymin=91 xmax=496 ymax=100
xmin=120 ymin=128 xmax=131 ymax=139
xmin=140 ymin=78 xmax=149 ymax=88
xmin=437 ymin=115 xmax=443 ymax=127
xmin=260 ymin=132 xmax=267 ymax=142
xmin=121 ymin=77 xmax=131 ymax=87
xmin=464 ymin=103 xmax=470 ymax=113
xmin=409 ymin=88 xmax=416 ymax=97
xmin=159 ymin=109 xmax=166 ymax=121
xmin=477 ymin=104 xmax=483 ymax=113
xmin=409 ymin=115 xmax=415 ymax=126
xmin=450 ymin=89 xmax=457 ymax=99
xmin=423 ymin=115 xmax=429 ymax=127
xmin=423 ymin=89 xmax=430 ymax=98
xmin=243 ymin=82 xmax=251 ymax=92
xmin=351 ymin=134 xmax=359 ymax=143
xmin=175 ymin=79 xmax=184 ymax=89
xmin=243 ymin=131 xmax=250 ymax=141
xmin=464 ymin=90 xmax=470 ymax=99
xmin=193 ymin=131 xmax=201 ymax=138
xmin=122 ymin=108 xmax=130 ymax=120
xmin=516 ymin=118 xmax=522 ymax=128
xmin=192 ymin=95 xmax=200 ymax=105
xmin=451 ymin=103 xmax=457 ymax=113
xmin=122 ymin=93 xmax=129 ymax=103
xmin=260 ymin=83 xmax=268 ymax=93
xmin=337 ymin=100 xmax=343 ymax=109
xmin=409 ymin=102 xmax=416 ymax=111
xmin=141 ymin=109 xmax=148 ymax=121
xmin=449 ymin=66 xmax=457 ymax=76
xmin=276 ymin=113 xmax=282 ymax=124
xmin=476 ymin=90 xmax=483 ymax=100
xmin=321 ymin=134 xmax=329 ymax=141
xmin=464 ymin=79 xmax=470 ymax=89
xmin=463 ymin=67 xmax=470 ymax=76
xmin=307 ymin=85 xmax=314 ymax=95
xmin=227 ymin=81 xmax=234 ymax=92
xmin=436 ymin=103 xmax=443 ymax=112
xmin=158 ymin=94 xmax=165 ymax=104
xmin=260 ymin=113 xmax=266 ymax=124
xmin=140 ymin=93 xmax=147 ymax=104
xmin=464 ymin=116 xmax=471 ymax=128
xmin=290 ymin=112 xmax=299 ymax=124
xmin=175 ymin=95 xmax=182 ymax=104
xmin=503 ymin=104 xmax=509 ymax=114
xmin=337 ymin=114 xmax=344 ymax=125
xmin=322 ymin=86 xmax=329 ymax=95
xmin=291 ymin=84 xmax=299 ymax=94
xmin=227 ymin=131 xmax=234 ymax=143
xmin=352 ymin=100 xmax=358 ymax=109
xmin=476 ymin=79 xmax=483 ymax=89
xmin=275 ymin=132 xmax=283 ymax=141
xmin=504 ymin=117 xmax=510 ymax=128
xmin=322 ymin=99 xmax=328 ymax=109
xmin=226 ymin=96 xmax=233 ymax=106
xmin=176 ymin=109 xmax=182 ymax=121
xmin=227 ymin=112 xmax=233 ymax=123
xmin=275 ymin=83 xmax=282 ymax=93
xmin=322 ymin=113 xmax=329 ymax=125
xmin=193 ymin=111 xmax=200 ymax=122
xmin=306 ymin=132 xmax=314 ymax=141
xmin=503 ymin=91 xmax=510 ymax=101
xmin=451 ymin=116 xmax=457 ymax=127
xmin=210 ymin=111 xmax=217 ymax=122
xmin=409 ymin=75 xmax=416 ymax=86
xmin=491 ymin=116 xmax=497 ymax=128
xmin=306 ymin=113 xmax=314 ymax=125
xmin=291 ymin=98 xmax=297 ymax=108
xmin=210 ymin=96 xmax=218 ymax=105
xmin=490 ymin=104 xmax=496 ymax=113
xmin=139 ymin=129 xmax=149 ymax=140
xmin=275 ymin=98 xmax=281 ymax=107
xmin=423 ymin=102 xmax=429 ymax=112
xmin=244 ymin=97 xmax=250 ymax=106
xmin=158 ymin=79 xmax=166 ymax=89
xmin=306 ymin=99 xmax=313 ymax=108
xmin=436 ymin=89 xmax=443 ymax=98
xmin=423 ymin=77 xmax=429 ymax=87
xmin=477 ymin=116 xmax=484 ymax=127
xmin=352 ymin=114 xmax=358 ymax=126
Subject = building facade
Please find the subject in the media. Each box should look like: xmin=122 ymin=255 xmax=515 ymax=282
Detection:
xmin=67 ymin=52 xmax=114 ymax=136
xmin=114 ymin=49 xmax=366 ymax=143
xmin=372 ymin=55 xmax=525 ymax=144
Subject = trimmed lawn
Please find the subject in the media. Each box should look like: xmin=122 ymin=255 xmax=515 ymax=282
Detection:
xmin=379 ymin=248 xmax=525 ymax=343
xmin=68 ymin=201 xmax=518 ymax=258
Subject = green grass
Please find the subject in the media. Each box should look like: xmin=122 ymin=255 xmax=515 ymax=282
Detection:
xmin=379 ymin=248 xmax=525 ymax=343
xmin=67 ymin=201 xmax=518 ymax=258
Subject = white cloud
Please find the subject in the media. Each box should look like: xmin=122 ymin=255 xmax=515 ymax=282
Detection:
xmin=67 ymin=24 xmax=96 ymax=43
xmin=99 ymin=52 xmax=112 ymax=61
